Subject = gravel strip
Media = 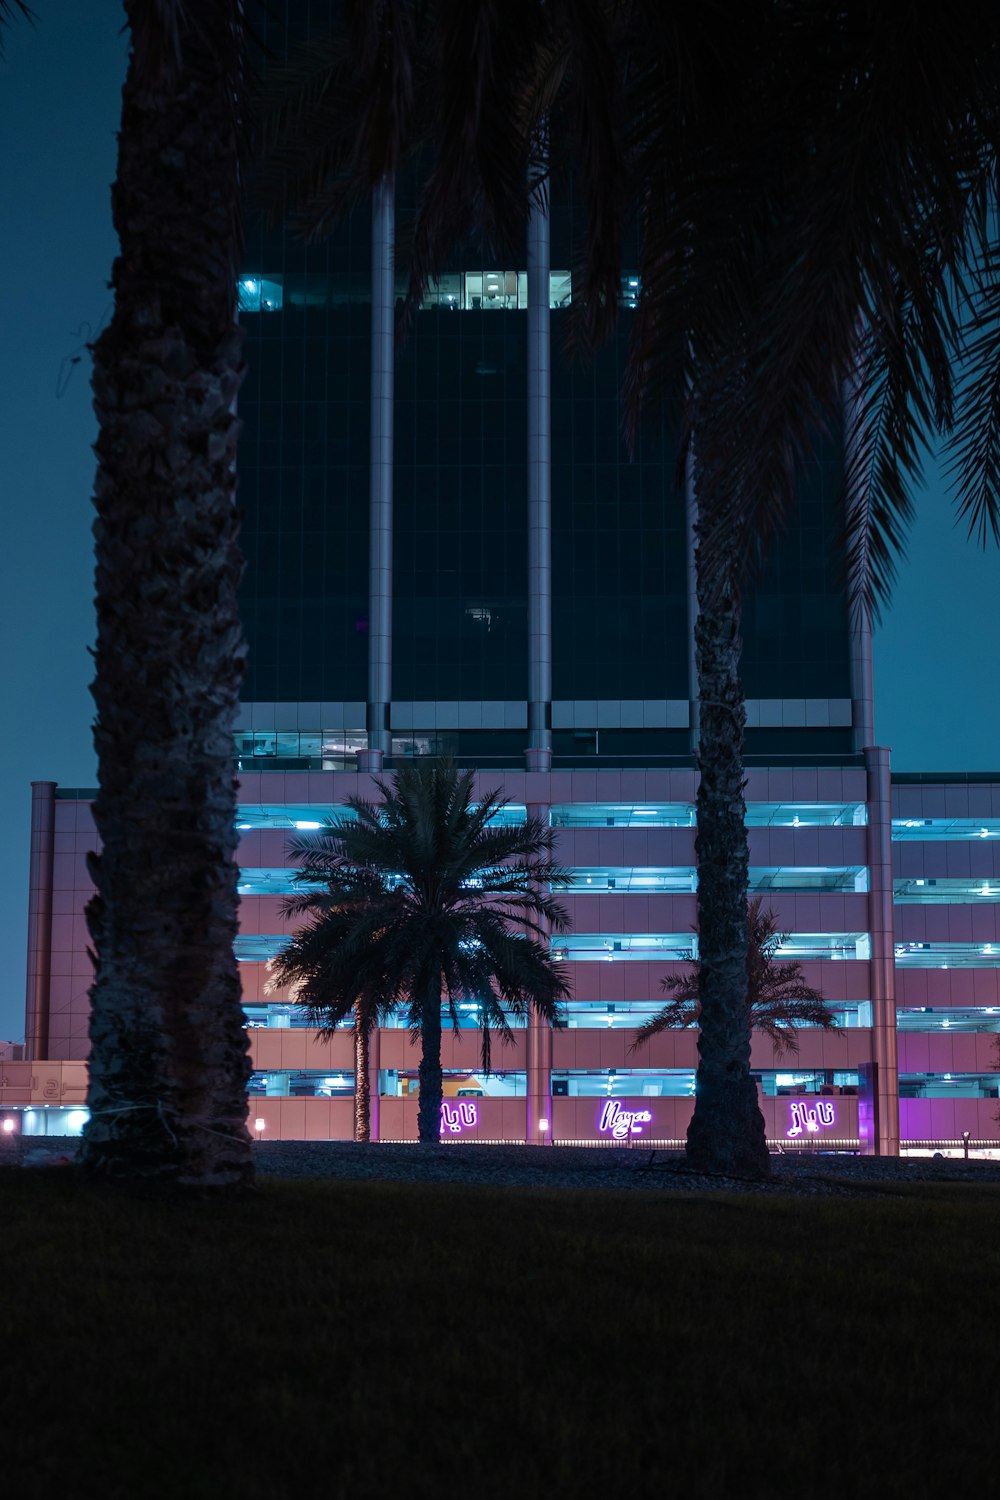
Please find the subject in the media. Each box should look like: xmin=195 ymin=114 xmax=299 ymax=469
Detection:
xmin=7 ymin=1138 xmax=1000 ymax=1196
xmin=252 ymin=1140 xmax=1000 ymax=1196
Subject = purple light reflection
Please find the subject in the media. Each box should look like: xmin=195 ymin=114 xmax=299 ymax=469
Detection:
xmin=598 ymin=1100 xmax=653 ymax=1139
xmin=440 ymin=1100 xmax=478 ymax=1134
xmin=786 ymin=1100 xmax=836 ymax=1138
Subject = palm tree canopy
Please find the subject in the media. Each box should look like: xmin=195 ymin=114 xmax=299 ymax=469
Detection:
xmin=254 ymin=4 xmax=1000 ymax=614
xmin=268 ymin=760 xmax=571 ymax=1076
xmin=633 ymin=897 xmax=841 ymax=1056
xmin=528 ymin=5 xmax=1000 ymax=615
xmin=266 ymin=867 xmax=401 ymax=1035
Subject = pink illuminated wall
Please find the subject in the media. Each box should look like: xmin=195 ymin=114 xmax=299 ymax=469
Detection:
xmin=19 ymin=771 xmax=1000 ymax=1147
xmin=549 ymin=1094 xmax=860 ymax=1144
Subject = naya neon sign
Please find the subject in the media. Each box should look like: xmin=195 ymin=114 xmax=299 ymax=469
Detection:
xmin=440 ymin=1100 xmax=478 ymax=1134
xmin=786 ymin=1100 xmax=836 ymax=1138
xmin=598 ymin=1100 xmax=653 ymax=1139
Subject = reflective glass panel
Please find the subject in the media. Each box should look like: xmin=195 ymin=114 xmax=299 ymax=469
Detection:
xmin=892 ymin=819 xmax=1000 ymax=841
xmin=894 ymin=943 xmax=1000 ymax=968
xmin=894 ymin=877 xmax=1000 ymax=902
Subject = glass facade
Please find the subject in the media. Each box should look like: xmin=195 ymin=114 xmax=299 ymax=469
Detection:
xmin=892 ymin=818 xmax=1000 ymax=840
xmin=237 ymin=10 xmax=855 ymax=737
xmin=549 ymin=800 xmax=866 ymax=827
xmin=239 ymin=210 xmax=371 ymax=704
xmin=549 ymin=314 xmax=687 ymax=702
xmin=893 ymin=943 xmax=1000 ymax=968
xmin=894 ymin=877 xmax=1000 ymax=902
xmin=394 ymin=294 xmax=529 ymax=701
xmin=740 ymin=426 xmax=852 ymax=702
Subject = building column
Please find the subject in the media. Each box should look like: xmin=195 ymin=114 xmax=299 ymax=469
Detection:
xmin=361 ymin=172 xmax=394 ymax=774
xmin=525 ymin=800 xmax=553 ymax=1141
xmin=860 ymin=745 xmax=900 ymax=1155
xmin=25 ymin=781 xmax=56 ymax=1062
xmin=685 ymin=442 xmax=700 ymax=753
xmin=367 ymin=1026 xmax=380 ymax=1143
xmin=849 ymin=604 xmax=875 ymax=754
xmin=525 ymin=167 xmax=552 ymax=772
xmin=843 ymin=362 xmax=875 ymax=750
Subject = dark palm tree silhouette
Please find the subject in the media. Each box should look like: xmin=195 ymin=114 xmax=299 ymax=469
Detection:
xmin=633 ymin=898 xmax=841 ymax=1057
xmin=269 ymin=760 xmax=571 ymax=1143
xmin=81 ymin=1 xmax=254 ymax=1186
xmin=266 ymin=869 xmax=401 ymax=1143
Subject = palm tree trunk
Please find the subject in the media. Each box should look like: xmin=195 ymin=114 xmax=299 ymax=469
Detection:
xmin=417 ymin=972 xmax=443 ymax=1144
xmin=686 ymin=509 xmax=770 ymax=1178
xmin=81 ymin=2 xmax=252 ymax=1187
xmin=354 ymin=1017 xmax=370 ymax=1142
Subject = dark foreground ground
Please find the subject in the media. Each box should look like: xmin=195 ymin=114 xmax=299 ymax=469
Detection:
xmin=2 ymin=1142 xmax=999 ymax=1498
xmin=252 ymin=1137 xmax=1000 ymax=1194
xmin=10 ymin=1134 xmax=1000 ymax=1193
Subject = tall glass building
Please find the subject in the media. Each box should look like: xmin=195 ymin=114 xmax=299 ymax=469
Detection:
xmin=235 ymin=164 xmax=853 ymax=766
xmin=9 ymin=9 xmax=1000 ymax=1155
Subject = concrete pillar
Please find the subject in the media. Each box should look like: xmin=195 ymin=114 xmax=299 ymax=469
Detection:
xmin=367 ymin=1025 xmax=380 ymax=1142
xmin=365 ymin=172 xmax=394 ymax=771
xmin=525 ymin=165 xmax=552 ymax=773
xmin=860 ymin=745 xmax=900 ymax=1155
xmin=525 ymin=800 xmax=553 ymax=1141
xmin=25 ymin=781 xmax=56 ymax=1062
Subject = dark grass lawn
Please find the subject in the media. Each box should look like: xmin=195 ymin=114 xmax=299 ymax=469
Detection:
xmin=2 ymin=1169 xmax=999 ymax=1498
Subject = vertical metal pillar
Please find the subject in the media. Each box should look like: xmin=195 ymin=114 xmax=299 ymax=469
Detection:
xmin=861 ymin=746 xmax=899 ymax=1155
xmin=25 ymin=781 xmax=56 ymax=1061
xmin=843 ymin=360 xmax=875 ymax=750
xmin=849 ymin=604 xmax=875 ymax=753
xmin=685 ymin=442 xmax=700 ymax=753
xmin=361 ymin=172 xmax=394 ymax=773
xmin=525 ymin=800 xmax=553 ymax=1141
xmin=525 ymin=163 xmax=552 ymax=772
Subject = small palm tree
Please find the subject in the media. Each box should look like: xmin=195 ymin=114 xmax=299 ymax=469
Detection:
xmin=633 ymin=898 xmax=841 ymax=1056
xmin=266 ymin=869 xmax=396 ymax=1142
xmin=271 ymin=760 xmax=571 ymax=1144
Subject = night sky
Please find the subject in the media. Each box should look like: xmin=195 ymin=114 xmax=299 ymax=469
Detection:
xmin=1 ymin=1 xmax=998 ymax=1042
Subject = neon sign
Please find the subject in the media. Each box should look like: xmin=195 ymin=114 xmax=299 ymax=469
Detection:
xmin=786 ymin=1100 xmax=836 ymax=1138
xmin=440 ymin=1100 xmax=478 ymax=1134
xmin=598 ymin=1100 xmax=653 ymax=1139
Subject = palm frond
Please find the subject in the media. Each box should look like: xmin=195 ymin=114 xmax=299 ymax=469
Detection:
xmin=271 ymin=759 xmax=570 ymax=1103
xmin=947 ymin=241 xmax=1000 ymax=547
xmin=0 ymin=0 xmax=31 ymax=57
xmin=631 ymin=897 xmax=840 ymax=1056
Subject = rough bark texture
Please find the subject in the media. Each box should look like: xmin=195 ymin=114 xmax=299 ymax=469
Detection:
xmin=82 ymin=2 xmax=252 ymax=1187
xmin=686 ymin=516 xmax=770 ymax=1178
xmin=354 ymin=1018 xmax=370 ymax=1143
xmin=417 ymin=975 xmax=443 ymax=1144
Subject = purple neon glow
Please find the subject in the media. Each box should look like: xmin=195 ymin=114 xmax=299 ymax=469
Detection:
xmin=598 ymin=1100 xmax=653 ymax=1139
xmin=440 ymin=1100 xmax=478 ymax=1134
xmin=786 ymin=1099 xmax=836 ymax=1138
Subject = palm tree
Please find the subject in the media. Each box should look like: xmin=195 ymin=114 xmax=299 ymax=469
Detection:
xmin=633 ymin=898 xmax=840 ymax=1057
xmin=505 ymin=6 xmax=1000 ymax=1176
xmin=81 ymin=1 xmax=253 ymax=1186
xmin=265 ymin=870 xmax=400 ymax=1142
xmin=270 ymin=759 xmax=570 ymax=1144
xmin=255 ymin=5 xmax=1000 ymax=1178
